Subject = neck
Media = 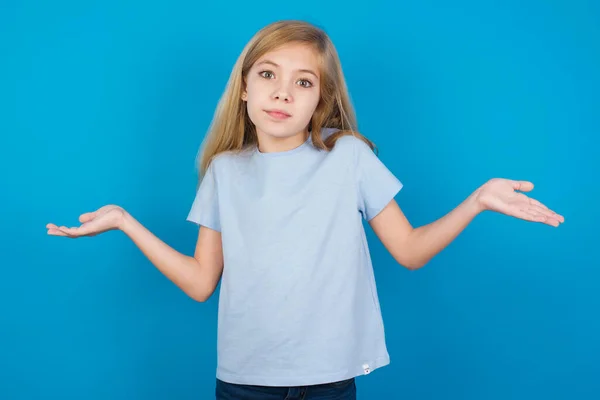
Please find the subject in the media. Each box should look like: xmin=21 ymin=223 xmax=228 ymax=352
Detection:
xmin=256 ymin=130 xmax=309 ymax=154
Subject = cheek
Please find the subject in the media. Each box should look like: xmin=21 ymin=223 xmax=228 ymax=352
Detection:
xmin=243 ymin=83 xmax=260 ymax=107
xmin=298 ymin=91 xmax=320 ymax=115
xmin=243 ymin=89 xmax=266 ymax=125
xmin=245 ymin=81 xmax=269 ymax=107
xmin=245 ymin=97 xmax=261 ymax=123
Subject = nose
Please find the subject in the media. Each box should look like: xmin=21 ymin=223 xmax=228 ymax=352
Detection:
xmin=274 ymin=93 xmax=290 ymax=102
xmin=272 ymin=82 xmax=293 ymax=103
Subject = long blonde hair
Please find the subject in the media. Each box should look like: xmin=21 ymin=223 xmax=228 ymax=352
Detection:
xmin=196 ymin=20 xmax=376 ymax=178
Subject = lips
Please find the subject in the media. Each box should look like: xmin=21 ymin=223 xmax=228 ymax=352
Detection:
xmin=265 ymin=109 xmax=291 ymax=120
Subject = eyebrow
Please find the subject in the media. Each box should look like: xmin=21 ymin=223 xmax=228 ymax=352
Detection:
xmin=256 ymin=60 xmax=319 ymax=79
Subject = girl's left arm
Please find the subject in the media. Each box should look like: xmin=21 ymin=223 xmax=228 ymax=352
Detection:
xmin=369 ymin=178 xmax=564 ymax=270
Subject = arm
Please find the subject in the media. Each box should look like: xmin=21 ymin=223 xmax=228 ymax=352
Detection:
xmin=46 ymin=205 xmax=224 ymax=302
xmin=369 ymin=179 xmax=563 ymax=270
xmin=120 ymin=211 xmax=224 ymax=302
xmin=369 ymin=193 xmax=482 ymax=270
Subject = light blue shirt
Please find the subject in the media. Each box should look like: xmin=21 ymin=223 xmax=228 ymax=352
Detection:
xmin=187 ymin=128 xmax=403 ymax=386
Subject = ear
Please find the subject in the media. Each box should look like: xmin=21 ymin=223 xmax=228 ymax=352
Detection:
xmin=241 ymin=76 xmax=248 ymax=101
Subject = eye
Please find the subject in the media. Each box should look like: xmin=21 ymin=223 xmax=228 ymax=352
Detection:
xmin=259 ymin=70 xmax=274 ymax=79
xmin=297 ymin=79 xmax=313 ymax=88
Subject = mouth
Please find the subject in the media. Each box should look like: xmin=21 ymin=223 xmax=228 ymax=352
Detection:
xmin=264 ymin=109 xmax=292 ymax=120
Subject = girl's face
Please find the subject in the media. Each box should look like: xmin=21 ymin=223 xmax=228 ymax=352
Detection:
xmin=242 ymin=42 xmax=321 ymax=148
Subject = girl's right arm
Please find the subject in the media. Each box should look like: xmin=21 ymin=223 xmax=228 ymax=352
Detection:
xmin=120 ymin=211 xmax=223 ymax=302
xmin=46 ymin=205 xmax=224 ymax=302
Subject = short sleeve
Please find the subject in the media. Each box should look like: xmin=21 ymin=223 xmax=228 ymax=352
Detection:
xmin=354 ymin=139 xmax=403 ymax=221
xmin=186 ymin=160 xmax=221 ymax=232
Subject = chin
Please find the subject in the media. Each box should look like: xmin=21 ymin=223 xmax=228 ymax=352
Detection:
xmin=256 ymin=122 xmax=308 ymax=140
xmin=259 ymin=128 xmax=301 ymax=140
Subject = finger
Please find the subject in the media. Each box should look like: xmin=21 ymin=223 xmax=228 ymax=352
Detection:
xmin=508 ymin=203 xmax=562 ymax=227
xmin=528 ymin=204 xmax=564 ymax=222
xmin=525 ymin=208 xmax=562 ymax=227
xmin=518 ymin=194 xmax=563 ymax=219
xmin=511 ymin=180 xmax=534 ymax=192
xmin=47 ymin=228 xmax=70 ymax=237
xmin=520 ymin=196 xmax=564 ymax=222
xmin=527 ymin=197 xmax=548 ymax=210
xmin=47 ymin=223 xmax=87 ymax=237
xmin=61 ymin=221 xmax=99 ymax=237
xmin=57 ymin=225 xmax=87 ymax=237
xmin=509 ymin=206 xmax=545 ymax=223
xmin=510 ymin=205 xmax=555 ymax=224
xmin=555 ymin=213 xmax=565 ymax=223
xmin=538 ymin=214 xmax=560 ymax=227
xmin=79 ymin=212 xmax=96 ymax=223
xmin=519 ymin=209 xmax=547 ymax=223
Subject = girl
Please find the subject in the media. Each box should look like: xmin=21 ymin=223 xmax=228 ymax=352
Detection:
xmin=46 ymin=20 xmax=564 ymax=400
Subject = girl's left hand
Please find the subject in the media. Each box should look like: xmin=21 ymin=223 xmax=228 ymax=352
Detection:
xmin=475 ymin=178 xmax=564 ymax=227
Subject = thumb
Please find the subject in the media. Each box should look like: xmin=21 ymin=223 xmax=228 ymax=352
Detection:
xmin=79 ymin=211 xmax=96 ymax=223
xmin=511 ymin=180 xmax=534 ymax=192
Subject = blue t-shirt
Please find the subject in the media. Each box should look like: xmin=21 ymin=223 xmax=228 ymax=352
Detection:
xmin=187 ymin=128 xmax=403 ymax=386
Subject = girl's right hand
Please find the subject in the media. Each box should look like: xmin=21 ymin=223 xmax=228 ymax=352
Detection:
xmin=46 ymin=205 xmax=127 ymax=238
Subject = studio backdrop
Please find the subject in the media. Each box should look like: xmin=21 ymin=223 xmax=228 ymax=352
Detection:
xmin=1 ymin=1 xmax=598 ymax=399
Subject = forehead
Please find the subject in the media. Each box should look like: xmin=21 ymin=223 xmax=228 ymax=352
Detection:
xmin=254 ymin=43 xmax=321 ymax=75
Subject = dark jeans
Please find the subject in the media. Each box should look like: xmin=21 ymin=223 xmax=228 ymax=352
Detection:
xmin=215 ymin=377 xmax=356 ymax=400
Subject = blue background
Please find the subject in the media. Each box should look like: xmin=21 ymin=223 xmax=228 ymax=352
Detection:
xmin=2 ymin=1 xmax=598 ymax=399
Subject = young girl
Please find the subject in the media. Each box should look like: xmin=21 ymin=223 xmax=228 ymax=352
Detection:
xmin=46 ymin=20 xmax=564 ymax=400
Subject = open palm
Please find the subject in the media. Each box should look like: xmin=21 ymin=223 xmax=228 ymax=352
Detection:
xmin=476 ymin=179 xmax=564 ymax=227
xmin=46 ymin=205 xmax=126 ymax=238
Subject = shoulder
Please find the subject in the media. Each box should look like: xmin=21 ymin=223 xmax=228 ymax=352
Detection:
xmin=334 ymin=133 xmax=368 ymax=148
xmin=320 ymin=127 xmax=373 ymax=151
xmin=318 ymin=132 xmax=377 ymax=180
xmin=206 ymin=147 xmax=253 ymax=175
xmin=329 ymin=132 xmax=375 ymax=161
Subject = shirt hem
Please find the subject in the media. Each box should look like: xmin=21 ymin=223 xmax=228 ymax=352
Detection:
xmin=215 ymin=355 xmax=390 ymax=386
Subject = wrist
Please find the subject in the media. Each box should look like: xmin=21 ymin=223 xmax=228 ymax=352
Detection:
xmin=117 ymin=209 xmax=134 ymax=232
xmin=468 ymin=187 xmax=487 ymax=215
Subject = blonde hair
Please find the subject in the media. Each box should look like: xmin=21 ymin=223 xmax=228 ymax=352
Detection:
xmin=196 ymin=20 xmax=376 ymax=177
